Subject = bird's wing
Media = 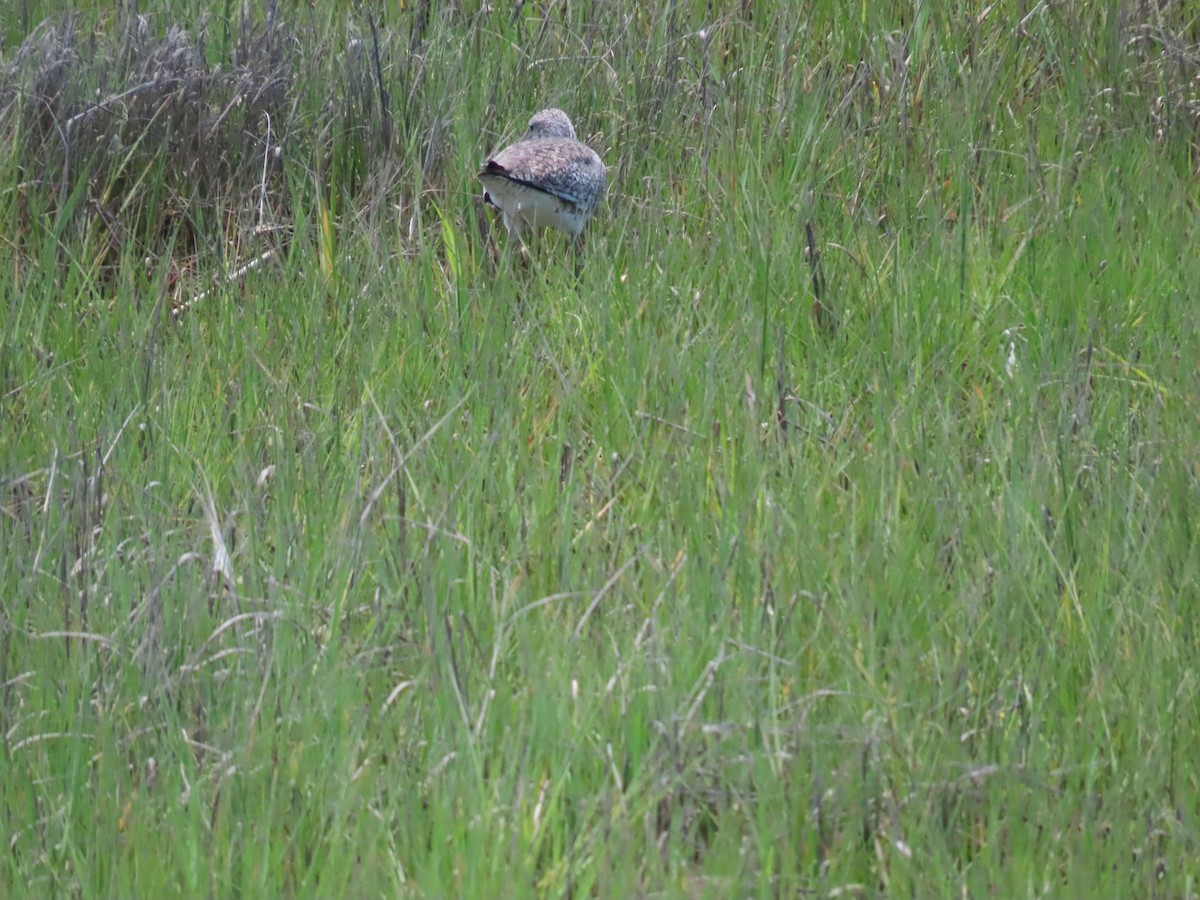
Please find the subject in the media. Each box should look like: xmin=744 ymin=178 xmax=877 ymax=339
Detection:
xmin=478 ymin=140 xmax=605 ymax=211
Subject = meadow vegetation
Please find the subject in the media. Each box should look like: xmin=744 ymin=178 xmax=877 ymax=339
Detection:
xmin=2 ymin=1 xmax=1199 ymax=896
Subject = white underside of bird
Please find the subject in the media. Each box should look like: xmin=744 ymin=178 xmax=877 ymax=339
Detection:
xmin=479 ymin=176 xmax=590 ymax=239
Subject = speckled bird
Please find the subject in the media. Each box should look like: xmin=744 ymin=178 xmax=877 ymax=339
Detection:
xmin=479 ymin=109 xmax=607 ymax=248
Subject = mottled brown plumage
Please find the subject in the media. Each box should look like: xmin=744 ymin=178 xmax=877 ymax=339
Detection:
xmin=479 ymin=108 xmax=606 ymax=245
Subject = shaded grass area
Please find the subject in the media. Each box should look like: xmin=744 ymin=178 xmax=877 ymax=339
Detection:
xmin=2 ymin=1 xmax=1199 ymax=896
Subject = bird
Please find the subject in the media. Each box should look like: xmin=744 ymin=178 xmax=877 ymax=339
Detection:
xmin=478 ymin=108 xmax=607 ymax=251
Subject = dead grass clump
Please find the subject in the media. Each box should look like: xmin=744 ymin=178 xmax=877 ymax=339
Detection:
xmin=0 ymin=10 xmax=295 ymax=278
xmin=1122 ymin=9 xmax=1200 ymax=169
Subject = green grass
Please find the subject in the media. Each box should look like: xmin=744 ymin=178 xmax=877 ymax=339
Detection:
xmin=2 ymin=1 xmax=1199 ymax=897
